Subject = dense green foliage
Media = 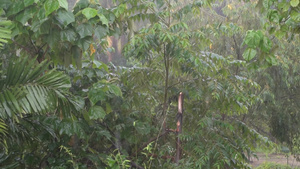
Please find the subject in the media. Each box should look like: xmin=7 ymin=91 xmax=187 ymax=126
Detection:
xmin=0 ymin=0 xmax=299 ymax=168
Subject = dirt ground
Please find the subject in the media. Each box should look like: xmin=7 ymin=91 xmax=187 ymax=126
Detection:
xmin=251 ymin=153 xmax=300 ymax=168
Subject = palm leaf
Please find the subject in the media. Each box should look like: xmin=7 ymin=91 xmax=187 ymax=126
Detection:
xmin=0 ymin=57 xmax=83 ymax=118
xmin=0 ymin=57 xmax=84 ymax=145
xmin=0 ymin=17 xmax=11 ymax=48
xmin=0 ymin=56 xmax=84 ymax=149
xmin=0 ymin=14 xmax=10 ymax=148
xmin=0 ymin=119 xmax=7 ymax=145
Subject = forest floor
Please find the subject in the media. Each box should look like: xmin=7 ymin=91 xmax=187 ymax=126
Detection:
xmin=251 ymin=153 xmax=300 ymax=168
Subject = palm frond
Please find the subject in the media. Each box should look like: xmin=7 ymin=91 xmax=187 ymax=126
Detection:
xmin=0 ymin=119 xmax=7 ymax=139
xmin=0 ymin=17 xmax=11 ymax=48
xmin=0 ymin=56 xmax=84 ymax=120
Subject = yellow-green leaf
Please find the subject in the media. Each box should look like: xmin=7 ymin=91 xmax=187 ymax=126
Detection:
xmin=82 ymin=8 xmax=98 ymax=20
xmin=290 ymin=0 xmax=299 ymax=7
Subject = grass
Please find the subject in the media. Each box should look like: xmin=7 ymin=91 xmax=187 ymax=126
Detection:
xmin=255 ymin=162 xmax=296 ymax=169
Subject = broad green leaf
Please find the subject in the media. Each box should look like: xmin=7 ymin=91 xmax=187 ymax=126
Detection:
xmin=24 ymin=0 xmax=35 ymax=7
xmin=15 ymin=7 xmax=36 ymax=25
xmin=37 ymin=8 xmax=46 ymax=20
xmin=44 ymin=0 xmax=60 ymax=16
xmin=88 ymin=88 xmax=106 ymax=105
xmin=58 ymin=0 xmax=68 ymax=10
xmin=0 ymin=0 xmax=12 ymax=9
xmin=76 ymin=37 xmax=92 ymax=50
xmin=82 ymin=8 xmax=98 ymax=20
xmin=92 ymin=60 xmax=109 ymax=72
xmin=76 ymin=23 xmax=93 ymax=38
xmin=7 ymin=2 xmax=25 ymax=16
xmin=56 ymin=9 xmax=75 ymax=27
xmin=92 ymin=60 xmax=103 ymax=68
xmin=94 ymin=25 xmax=109 ymax=39
xmin=108 ymin=85 xmax=122 ymax=97
xmin=31 ymin=17 xmax=46 ymax=32
xmin=290 ymin=0 xmax=299 ymax=7
xmin=243 ymin=48 xmax=257 ymax=61
xmin=244 ymin=30 xmax=261 ymax=48
xmin=89 ymin=106 xmax=106 ymax=120
xmin=74 ymin=0 xmax=89 ymax=9
xmin=98 ymin=13 xmax=109 ymax=26
xmin=113 ymin=4 xmax=126 ymax=18
xmin=61 ymin=29 xmax=77 ymax=42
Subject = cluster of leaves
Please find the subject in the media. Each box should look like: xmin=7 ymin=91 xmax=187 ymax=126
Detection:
xmin=1 ymin=0 xmax=122 ymax=67
xmin=0 ymin=0 xmax=299 ymax=168
xmin=119 ymin=0 xmax=271 ymax=168
xmin=0 ymin=56 xmax=86 ymax=167
xmin=240 ymin=0 xmax=300 ymax=160
xmin=181 ymin=117 xmax=271 ymax=168
xmin=0 ymin=0 xmax=128 ymax=168
xmin=181 ymin=0 xmax=300 ymax=167
xmin=220 ymin=0 xmax=300 ymax=162
xmin=243 ymin=30 xmax=275 ymax=65
xmin=257 ymin=0 xmax=300 ymax=38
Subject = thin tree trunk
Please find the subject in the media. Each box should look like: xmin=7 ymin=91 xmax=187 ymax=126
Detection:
xmin=162 ymin=44 xmax=169 ymax=131
xmin=175 ymin=92 xmax=183 ymax=164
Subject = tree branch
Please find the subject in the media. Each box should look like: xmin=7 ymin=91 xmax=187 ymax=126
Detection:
xmin=12 ymin=40 xmax=36 ymax=57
